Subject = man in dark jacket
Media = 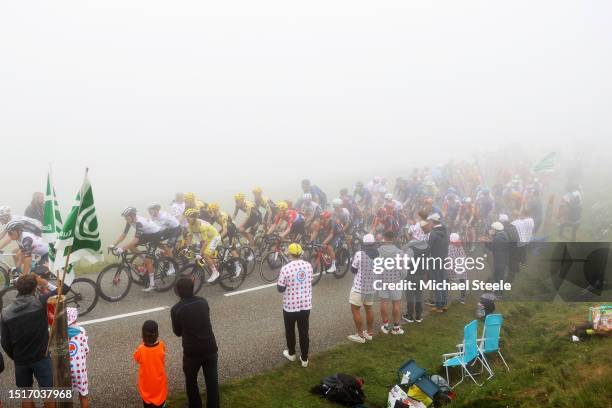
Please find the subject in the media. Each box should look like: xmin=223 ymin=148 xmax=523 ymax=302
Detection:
xmin=171 ymin=277 xmax=219 ymax=408
xmin=485 ymin=222 xmax=510 ymax=296
xmin=426 ymin=213 xmax=450 ymax=312
xmin=1 ymin=274 xmax=54 ymax=407
xmin=500 ymin=214 xmax=520 ymax=282
xmin=24 ymin=192 xmax=44 ymax=223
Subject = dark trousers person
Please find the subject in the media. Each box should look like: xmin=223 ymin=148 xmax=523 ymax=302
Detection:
xmin=183 ymin=352 xmax=219 ymax=408
xmin=283 ymin=310 xmax=310 ymax=360
xmin=405 ymin=273 xmax=423 ymax=320
xmin=507 ymin=245 xmax=520 ymax=283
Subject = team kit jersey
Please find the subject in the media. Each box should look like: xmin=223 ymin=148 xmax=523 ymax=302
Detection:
xmin=187 ymin=219 xmax=220 ymax=241
xmin=123 ymin=215 xmax=161 ymax=239
xmin=277 ymin=260 xmax=313 ymax=312
xmin=151 ymin=211 xmax=180 ymax=230
xmin=16 ymin=231 xmax=48 ymax=257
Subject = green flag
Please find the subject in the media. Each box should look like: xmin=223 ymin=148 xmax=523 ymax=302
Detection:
xmin=42 ymin=171 xmax=63 ymax=244
xmin=533 ymin=152 xmax=556 ymax=173
xmin=52 ymin=171 xmax=103 ymax=285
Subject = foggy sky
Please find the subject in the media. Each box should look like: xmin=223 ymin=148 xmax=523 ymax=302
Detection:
xmin=1 ymin=1 xmax=611 ymax=237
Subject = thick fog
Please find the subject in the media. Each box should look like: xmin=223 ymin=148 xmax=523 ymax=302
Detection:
xmin=1 ymin=1 xmax=611 ymax=239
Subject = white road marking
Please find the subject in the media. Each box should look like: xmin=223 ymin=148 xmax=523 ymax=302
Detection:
xmin=224 ymin=273 xmax=322 ymax=297
xmin=79 ymin=306 xmax=168 ymax=326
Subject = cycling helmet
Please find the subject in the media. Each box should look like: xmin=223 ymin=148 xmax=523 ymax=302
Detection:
xmin=4 ymin=220 xmax=23 ymax=232
xmin=384 ymin=193 xmax=393 ymax=200
xmin=147 ymin=202 xmax=161 ymax=210
xmin=0 ymin=206 xmax=10 ymax=218
xmin=303 ymin=193 xmax=312 ymax=200
xmin=332 ymin=198 xmax=342 ymax=208
xmin=288 ymin=243 xmax=303 ymax=256
xmin=234 ymin=193 xmax=245 ymax=202
xmin=276 ymin=201 xmax=288 ymax=211
xmin=252 ymin=187 xmax=263 ymax=194
xmin=207 ymin=202 xmax=219 ymax=212
xmin=184 ymin=208 xmax=200 ymax=218
xmin=122 ymin=207 xmax=137 ymax=217
xmin=320 ymin=210 xmax=332 ymax=220
xmin=184 ymin=192 xmax=195 ymax=201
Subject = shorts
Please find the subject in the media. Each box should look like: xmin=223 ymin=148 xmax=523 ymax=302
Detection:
xmin=378 ymin=287 xmax=403 ymax=301
xmin=349 ymin=290 xmax=374 ymax=307
xmin=15 ymin=356 xmax=53 ymax=388
xmin=202 ymin=236 xmax=221 ymax=257
xmin=137 ymin=232 xmax=163 ymax=256
xmin=289 ymin=218 xmax=306 ymax=237
xmin=161 ymin=226 xmax=181 ymax=247
xmin=330 ymin=234 xmax=344 ymax=249
xmin=243 ymin=210 xmax=262 ymax=232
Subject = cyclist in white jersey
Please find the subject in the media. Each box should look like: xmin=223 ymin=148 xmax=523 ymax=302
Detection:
xmin=110 ymin=207 xmax=163 ymax=292
xmin=148 ymin=202 xmax=181 ymax=268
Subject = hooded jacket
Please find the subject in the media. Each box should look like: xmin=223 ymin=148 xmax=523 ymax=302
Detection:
xmin=427 ymin=224 xmax=449 ymax=271
xmin=1 ymin=294 xmax=50 ymax=365
xmin=486 ymin=230 xmax=510 ymax=269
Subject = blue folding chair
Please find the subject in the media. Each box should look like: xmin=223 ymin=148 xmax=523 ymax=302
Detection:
xmin=478 ymin=313 xmax=510 ymax=379
xmin=442 ymin=320 xmax=486 ymax=387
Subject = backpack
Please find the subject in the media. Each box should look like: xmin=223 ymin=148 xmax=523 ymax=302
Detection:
xmin=311 ymin=373 xmax=366 ymax=406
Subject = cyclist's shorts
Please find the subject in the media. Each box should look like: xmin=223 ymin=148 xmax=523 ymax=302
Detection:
xmin=330 ymin=234 xmax=345 ymax=249
xmin=243 ymin=210 xmax=262 ymax=231
xmin=202 ymin=236 xmax=221 ymax=257
xmin=33 ymin=254 xmax=50 ymax=277
xmin=161 ymin=226 xmax=182 ymax=246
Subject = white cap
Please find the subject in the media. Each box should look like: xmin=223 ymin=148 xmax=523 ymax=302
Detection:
xmin=499 ymin=214 xmax=509 ymax=222
xmin=450 ymin=233 xmax=460 ymax=243
xmin=426 ymin=213 xmax=441 ymax=222
xmin=491 ymin=221 xmax=504 ymax=231
xmin=384 ymin=192 xmax=393 ymax=200
xmin=362 ymin=233 xmax=375 ymax=244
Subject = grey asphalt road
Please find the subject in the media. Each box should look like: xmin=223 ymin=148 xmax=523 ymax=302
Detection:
xmin=0 ymin=266 xmax=395 ymax=407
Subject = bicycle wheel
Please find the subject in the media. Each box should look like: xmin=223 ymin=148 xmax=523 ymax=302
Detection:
xmin=179 ymin=262 xmax=205 ymax=294
xmin=97 ymin=263 xmax=132 ymax=302
xmin=154 ymin=257 xmax=178 ymax=292
xmin=218 ymin=257 xmax=247 ymax=291
xmin=308 ymin=253 xmax=323 ymax=287
xmin=128 ymin=254 xmax=147 ymax=287
xmin=333 ymin=247 xmax=351 ymax=279
xmin=259 ymin=251 xmax=285 ymax=283
xmin=65 ymin=278 xmax=99 ymax=317
xmin=0 ymin=286 xmax=18 ymax=310
xmin=239 ymin=246 xmax=256 ymax=275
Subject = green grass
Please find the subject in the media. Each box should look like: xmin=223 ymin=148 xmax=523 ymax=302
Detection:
xmin=167 ymin=301 xmax=612 ymax=408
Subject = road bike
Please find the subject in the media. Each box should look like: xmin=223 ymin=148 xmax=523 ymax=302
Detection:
xmin=178 ymin=244 xmax=247 ymax=293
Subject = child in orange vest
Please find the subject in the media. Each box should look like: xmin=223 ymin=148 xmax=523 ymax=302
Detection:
xmin=134 ymin=320 xmax=168 ymax=408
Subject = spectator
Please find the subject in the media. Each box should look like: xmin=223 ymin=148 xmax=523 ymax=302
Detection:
xmin=0 ymin=274 xmax=55 ymax=408
xmin=24 ymin=192 xmax=44 ymax=223
xmin=278 ymin=243 xmax=313 ymax=367
xmin=134 ymin=320 xmax=167 ymax=408
xmin=511 ymin=209 xmax=535 ymax=270
xmin=426 ymin=213 xmax=450 ymax=312
xmin=171 ymin=277 xmax=219 ymax=408
xmin=67 ymin=307 xmax=90 ymax=408
xmin=447 ymin=233 xmax=467 ymax=304
xmin=347 ymin=234 xmax=377 ymax=343
xmin=499 ymin=214 xmax=520 ymax=283
xmin=558 ymin=189 xmax=582 ymax=241
xmin=377 ymin=230 xmax=405 ymax=335
xmin=485 ymin=222 xmax=510 ymax=296
xmin=402 ymin=232 xmax=428 ymax=323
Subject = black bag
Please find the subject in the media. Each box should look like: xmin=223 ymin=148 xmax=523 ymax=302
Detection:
xmin=311 ymin=373 xmax=366 ymax=406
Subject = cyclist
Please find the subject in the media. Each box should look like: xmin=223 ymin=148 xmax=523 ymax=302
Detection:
xmin=370 ymin=205 xmax=400 ymax=236
xmin=184 ymin=192 xmax=206 ymax=218
xmin=442 ymin=188 xmax=462 ymax=231
xmin=183 ymin=208 xmax=226 ymax=282
xmin=300 ymin=179 xmax=327 ymax=209
xmin=0 ymin=206 xmax=44 ymax=250
xmin=206 ymin=203 xmax=237 ymax=245
xmin=252 ymin=187 xmax=277 ymax=226
xmin=148 ymin=203 xmax=181 ymax=268
xmin=299 ymin=193 xmax=322 ymax=230
xmin=309 ymin=210 xmax=343 ymax=273
xmin=111 ymin=207 xmax=163 ymax=292
xmin=170 ymin=193 xmax=186 ymax=225
xmin=232 ymin=193 xmax=262 ymax=246
xmin=353 ymin=182 xmax=372 ymax=210
xmin=331 ymin=198 xmax=352 ymax=234
xmin=267 ymin=201 xmax=305 ymax=240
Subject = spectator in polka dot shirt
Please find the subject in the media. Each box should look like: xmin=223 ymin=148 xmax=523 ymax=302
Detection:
xmin=67 ymin=307 xmax=90 ymax=408
xmin=277 ymin=243 xmax=313 ymax=368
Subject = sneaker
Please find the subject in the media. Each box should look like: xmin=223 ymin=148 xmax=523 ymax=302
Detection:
xmin=326 ymin=264 xmax=337 ymax=273
xmin=300 ymin=357 xmax=308 ymax=368
xmin=167 ymin=264 xmax=176 ymax=276
xmin=347 ymin=334 xmax=366 ymax=344
xmin=402 ymin=314 xmax=415 ymax=323
xmin=207 ymin=269 xmax=220 ymax=283
xmin=391 ymin=326 xmax=404 ymax=335
xmin=362 ymin=331 xmax=373 ymax=341
xmin=282 ymin=350 xmax=296 ymax=362
xmin=380 ymin=324 xmax=390 ymax=334
xmin=142 ymin=286 xmax=155 ymax=292
xmin=415 ymin=317 xmax=423 ymax=323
